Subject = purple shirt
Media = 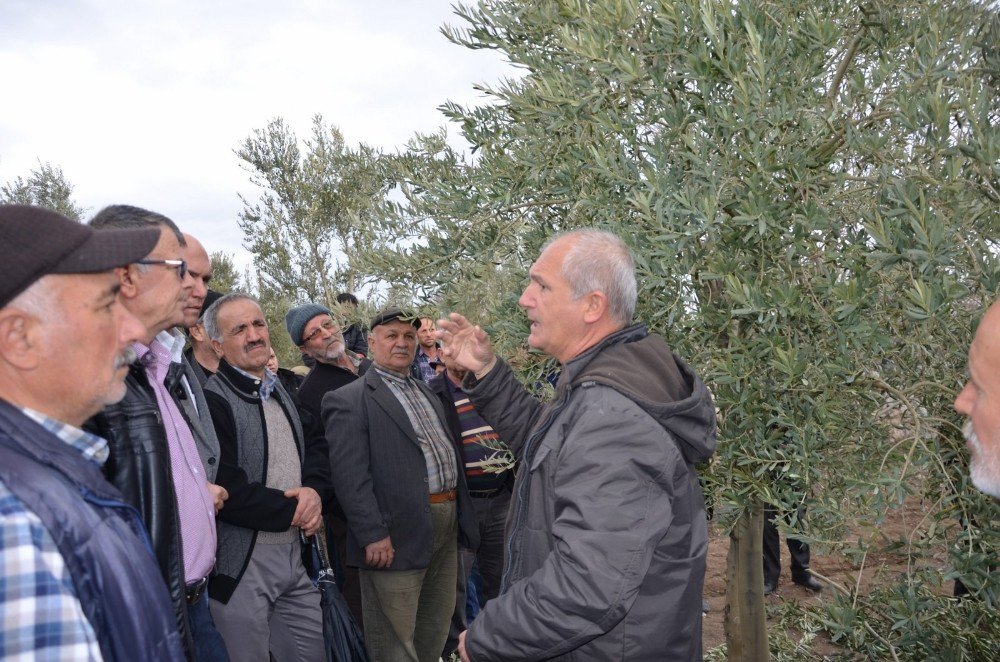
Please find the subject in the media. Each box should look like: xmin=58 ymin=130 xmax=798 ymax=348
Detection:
xmin=137 ymin=333 xmax=218 ymax=584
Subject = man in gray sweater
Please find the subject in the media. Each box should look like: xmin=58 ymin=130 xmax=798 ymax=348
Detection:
xmin=202 ymin=293 xmax=326 ymax=661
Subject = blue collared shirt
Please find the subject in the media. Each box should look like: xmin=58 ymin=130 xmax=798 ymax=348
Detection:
xmin=231 ymin=364 xmax=278 ymax=401
xmin=0 ymin=407 xmax=105 ymax=660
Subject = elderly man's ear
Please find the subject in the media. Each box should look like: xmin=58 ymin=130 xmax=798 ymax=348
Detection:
xmin=116 ymin=265 xmax=140 ymax=300
xmin=0 ymin=309 xmax=43 ymax=370
xmin=582 ymin=291 xmax=610 ymax=324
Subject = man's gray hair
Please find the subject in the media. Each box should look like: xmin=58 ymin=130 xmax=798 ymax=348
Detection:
xmin=544 ymin=229 xmax=637 ymax=326
xmin=203 ymin=293 xmax=259 ymax=342
xmin=89 ymin=205 xmax=186 ymax=246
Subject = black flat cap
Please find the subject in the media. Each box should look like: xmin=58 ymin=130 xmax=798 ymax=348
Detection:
xmin=0 ymin=204 xmax=159 ymax=307
xmin=370 ymin=306 xmax=419 ymax=331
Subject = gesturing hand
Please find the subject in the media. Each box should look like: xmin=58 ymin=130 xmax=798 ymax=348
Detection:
xmin=435 ymin=313 xmax=497 ymax=378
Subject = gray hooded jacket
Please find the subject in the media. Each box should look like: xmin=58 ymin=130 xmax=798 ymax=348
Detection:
xmin=464 ymin=324 xmax=715 ymax=661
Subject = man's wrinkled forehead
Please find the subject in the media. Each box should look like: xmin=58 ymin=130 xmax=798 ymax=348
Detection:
xmin=377 ymin=319 xmax=415 ymax=335
xmin=219 ymin=300 xmax=264 ymax=327
xmin=305 ymin=313 xmax=334 ymax=330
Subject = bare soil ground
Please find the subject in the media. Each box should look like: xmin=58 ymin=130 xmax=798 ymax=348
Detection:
xmin=701 ymin=498 xmax=936 ymax=655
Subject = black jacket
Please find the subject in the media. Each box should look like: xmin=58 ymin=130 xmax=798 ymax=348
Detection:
xmin=85 ymin=362 xmax=193 ymax=660
xmin=342 ymin=324 xmax=369 ymax=356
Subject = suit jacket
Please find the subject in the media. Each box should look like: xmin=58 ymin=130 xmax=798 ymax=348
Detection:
xmin=322 ymin=367 xmax=479 ymax=570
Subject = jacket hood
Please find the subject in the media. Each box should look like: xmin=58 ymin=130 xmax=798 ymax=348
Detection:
xmin=565 ymin=325 xmax=716 ymax=465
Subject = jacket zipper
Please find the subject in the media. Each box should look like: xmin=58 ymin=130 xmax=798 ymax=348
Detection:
xmin=501 ymin=386 xmax=572 ymax=589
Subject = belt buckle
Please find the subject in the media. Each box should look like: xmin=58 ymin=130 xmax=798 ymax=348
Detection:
xmin=186 ymin=577 xmax=207 ymax=605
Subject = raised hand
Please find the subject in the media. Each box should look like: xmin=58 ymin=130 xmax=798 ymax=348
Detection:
xmin=435 ymin=313 xmax=497 ymax=378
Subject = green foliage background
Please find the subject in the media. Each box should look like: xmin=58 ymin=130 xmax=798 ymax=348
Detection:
xmin=233 ymin=0 xmax=998 ymax=655
xmin=352 ymin=0 xmax=999 ymax=657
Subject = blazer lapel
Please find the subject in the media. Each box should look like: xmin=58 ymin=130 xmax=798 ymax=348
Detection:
xmin=366 ymin=369 xmax=421 ymax=447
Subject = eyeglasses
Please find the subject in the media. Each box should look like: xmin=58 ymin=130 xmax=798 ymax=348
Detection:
xmin=136 ymin=258 xmax=188 ymax=280
xmin=301 ymin=319 xmax=340 ymax=345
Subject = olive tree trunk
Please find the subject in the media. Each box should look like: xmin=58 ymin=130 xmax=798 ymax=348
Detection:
xmin=725 ymin=504 xmax=768 ymax=661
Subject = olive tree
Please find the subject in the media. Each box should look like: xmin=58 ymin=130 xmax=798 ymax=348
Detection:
xmin=1 ymin=161 xmax=85 ymax=220
xmin=353 ymin=0 xmax=999 ymax=657
xmin=236 ymin=115 xmax=390 ymax=308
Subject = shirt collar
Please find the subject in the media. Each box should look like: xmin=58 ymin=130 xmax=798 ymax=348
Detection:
xmin=19 ymin=407 xmax=110 ymax=466
xmin=231 ymin=364 xmax=277 ymax=401
xmin=154 ymin=328 xmax=186 ymax=363
xmin=374 ymin=364 xmax=410 ymax=383
xmin=133 ymin=328 xmax=185 ymax=364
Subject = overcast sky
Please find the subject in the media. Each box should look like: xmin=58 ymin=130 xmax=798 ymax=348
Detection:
xmin=0 ymin=0 xmax=514 ymax=267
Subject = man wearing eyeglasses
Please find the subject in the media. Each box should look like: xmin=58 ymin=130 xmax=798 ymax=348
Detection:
xmin=86 ymin=205 xmax=229 ymax=661
xmin=287 ymin=303 xmax=369 ymax=422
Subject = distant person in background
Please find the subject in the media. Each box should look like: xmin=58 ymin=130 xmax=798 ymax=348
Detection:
xmin=338 ymin=292 xmax=369 ymax=356
xmin=186 ymin=289 xmax=224 ymax=386
xmin=285 ymin=301 xmax=370 ymax=630
xmin=181 ymin=234 xmax=213 ymax=332
xmin=287 ymin=303 xmax=368 ymax=421
xmin=412 ymin=317 xmax=442 ymax=382
xmin=267 ymin=348 xmax=304 ymax=398
xmin=955 ymin=299 xmax=1000 ymax=500
xmin=762 ymin=504 xmax=822 ymax=595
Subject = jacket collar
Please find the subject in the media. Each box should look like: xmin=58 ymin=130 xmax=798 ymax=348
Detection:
xmin=0 ymin=399 xmax=121 ymax=500
xmin=214 ymin=359 xmax=266 ymax=399
xmin=556 ymin=324 xmax=647 ymax=391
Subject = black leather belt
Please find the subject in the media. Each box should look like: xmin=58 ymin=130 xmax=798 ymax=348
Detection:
xmin=468 ymin=487 xmax=506 ymax=498
xmin=185 ymin=577 xmax=208 ymax=605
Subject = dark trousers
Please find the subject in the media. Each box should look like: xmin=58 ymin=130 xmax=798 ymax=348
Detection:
xmin=443 ymin=489 xmax=511 ymax=656
xmin=763 ymin=505 xmax=811 ymax=585
xmin=188 ymin=589 xmax=230 ymax=662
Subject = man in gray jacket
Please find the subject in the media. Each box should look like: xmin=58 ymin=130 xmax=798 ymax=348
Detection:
xmin=439 ymin=229 xmax=716 ymax=661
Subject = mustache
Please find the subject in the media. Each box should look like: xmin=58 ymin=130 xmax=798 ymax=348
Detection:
xmin=114 ymin=346 xmax=137 ymax=370
xmin=244 ymin=340 xmax=266 ymax=352
xmin=963 ymin=420 xmax=980 ymax=451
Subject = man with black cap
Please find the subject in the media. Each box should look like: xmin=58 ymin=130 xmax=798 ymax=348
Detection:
xmin=0 ymin=204 xmax=184 ymax=659
xmin=324 ymin=307 xmax=478 ymax=662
